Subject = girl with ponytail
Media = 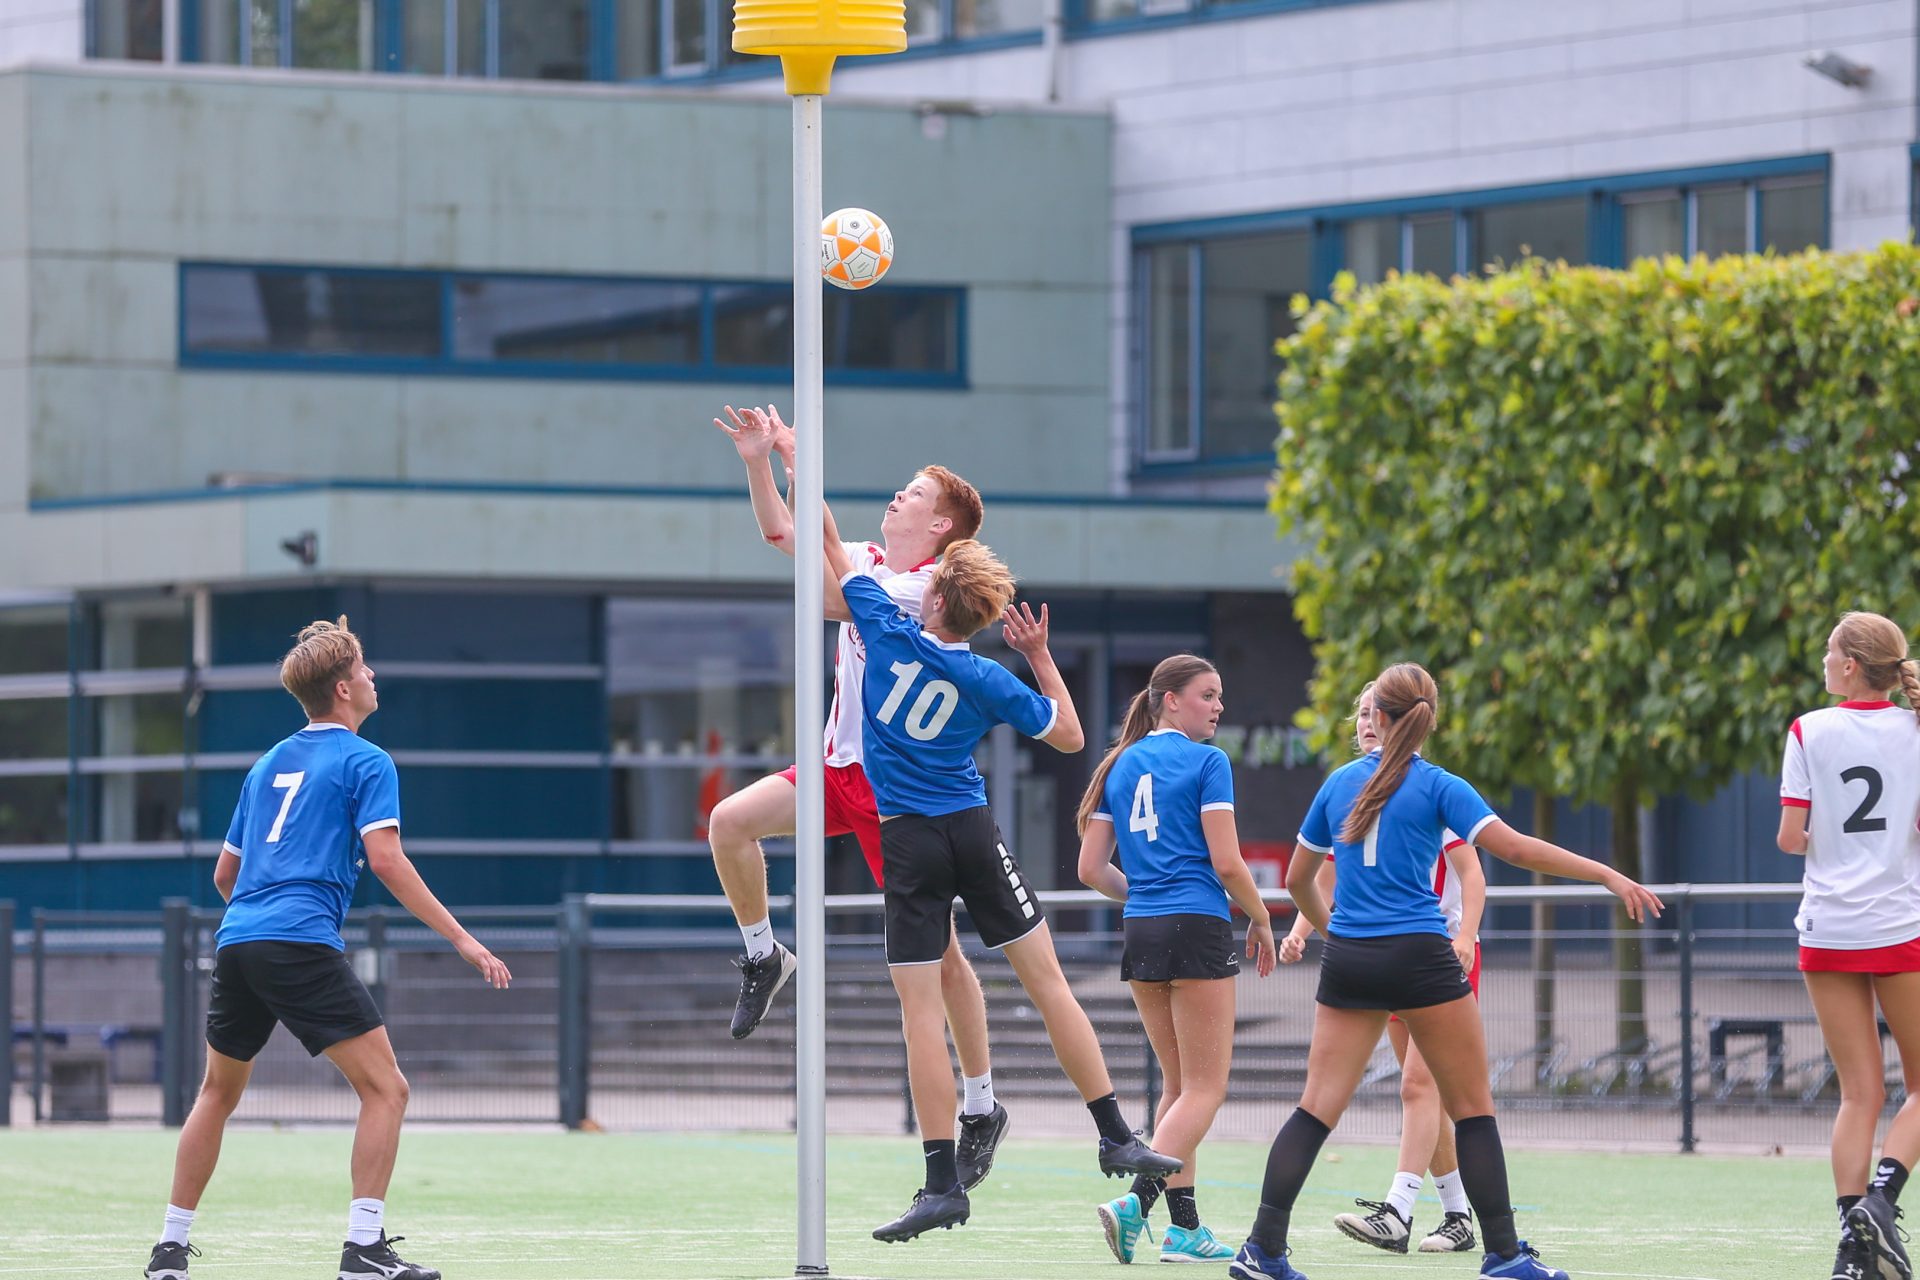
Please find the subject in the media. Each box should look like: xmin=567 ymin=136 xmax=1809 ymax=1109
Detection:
xmin=1229 ymin=663 xmax=1662 ymax=1280
xmin=1778 ymin=612 xmax=1920 ymax=1280
xmin=1077 ymin=655 xmax=1276 ymax=1265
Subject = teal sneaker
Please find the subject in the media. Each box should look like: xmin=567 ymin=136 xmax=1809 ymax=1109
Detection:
xmin=1161 ymin=1223 xmax=1235 ymax=1263
xmin=1097 ymin=1192 xmax=1152 ymax=1264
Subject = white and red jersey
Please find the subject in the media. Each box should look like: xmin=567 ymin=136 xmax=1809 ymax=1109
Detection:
xmin=824 ymin=541 xmax=936 ymax=769
xmin=1781 ymin=701 xmax=1920 ymax=950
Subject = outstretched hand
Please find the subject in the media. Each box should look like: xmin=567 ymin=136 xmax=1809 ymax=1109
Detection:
xmin=456 ymin=935 xmax=513 ymax=990
xmin=1608 ymin=872 xmax=1665 ymax=923
xmin=713 ymin=404 xmax=792 ymax=463
xmin=1001 ymin=602 xmax=1050 ymax=657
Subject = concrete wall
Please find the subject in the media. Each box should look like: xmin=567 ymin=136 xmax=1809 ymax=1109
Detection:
xmin=4 ymin=65 xmax=1113 ymax=505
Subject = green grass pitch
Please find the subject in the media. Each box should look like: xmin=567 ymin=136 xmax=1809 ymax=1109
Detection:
xmin=9 ymin=1128 xmax=1832 ymax=1278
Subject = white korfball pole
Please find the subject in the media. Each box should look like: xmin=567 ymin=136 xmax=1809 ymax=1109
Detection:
xmin=790 ymin=91 xmax=829 ymax=1278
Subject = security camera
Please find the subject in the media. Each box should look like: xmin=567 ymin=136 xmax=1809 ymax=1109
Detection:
xmin=280 ymin=531 xmax=318 ymax=567
xmin=1804 ymin=50 xmax=1871 ymax=88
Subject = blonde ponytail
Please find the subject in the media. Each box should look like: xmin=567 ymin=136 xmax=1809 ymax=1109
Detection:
xmin=1339 ymin=663 xmax=1439 ymax=845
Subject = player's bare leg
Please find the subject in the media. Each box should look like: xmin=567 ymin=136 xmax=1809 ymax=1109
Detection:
xmin=874 ymin=962 xmax=971 ymax=1242
xmin=707 ymin=774 xmax=799 ymax=1037
xmin=145 ymin=1049 xmax=254 ymax=1279
xmin=1839 ymin=971 xmax=1920 ymax=1280
xmin=942 ymin=928 xmax=1007 ymax=1188
xmin=324 ymin=1028 xmax=440 ymax=1280
xmin=1098 ymin=980 xmax=1183 ymax=1263
xmin=1001 ymin=924 xmax=1182 ymax=1180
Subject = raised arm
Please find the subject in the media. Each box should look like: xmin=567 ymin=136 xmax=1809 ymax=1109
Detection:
xmin=1474 ymin=819 xmax=1664 ymax=922
xmin=362 ymin=827 xmax=513 ymax=989
xmin=715 ymin=404 xmax=798 ymax=556
xmin=1000 ymin=603 xmax=1084 ymax=752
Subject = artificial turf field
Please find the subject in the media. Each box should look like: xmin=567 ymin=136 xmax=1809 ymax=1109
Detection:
xmin=6 ymin=1128 xmax=1832 ymax=1279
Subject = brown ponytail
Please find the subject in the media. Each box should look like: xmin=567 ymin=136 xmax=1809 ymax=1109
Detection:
xmin=1076 ymin=654 xmax=1219 ymax=833
xmin=1834 ymin=611 xmax=1920 ymax=728
xmin=1339 ymin=663 xmax=1439 ymax=845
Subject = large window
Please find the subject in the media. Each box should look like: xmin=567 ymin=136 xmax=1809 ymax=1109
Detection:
xmin=181 ymin=264 xmax=968 ymax=387
xmin=90 ymin=0 xmax=164 ymax=59
xmin=188 ymin=0 xmax=381 ymax=70
xmin=1135 ymin=157 xmax=1829 ymax=470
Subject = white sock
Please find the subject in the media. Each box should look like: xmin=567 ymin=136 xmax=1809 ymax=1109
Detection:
xmin=347 ymin=1198 xmax=384 ymax=1247
xmin=160 ymin=1204 xmax=195 ymax=1246
xmin=740 ymin=918 xmax=775 ymax=962
xmin=1434 ymin=1169 xmax=1471 ymax=1216
xmin=961 ymin=1071 xmax=995 ymax=1117
xmin=1385 ymin=1171 xmax=1424 ymax=1222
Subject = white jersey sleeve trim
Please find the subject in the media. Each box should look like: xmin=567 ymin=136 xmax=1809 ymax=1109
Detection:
xmin=358 ymin=817 xmax=400 ymax=837
xmin=1200 ymin=801 xmax=1236 ymax=813
xmin=1465 ymin=813 xmax=1499 ymax=844
xmin=1297 ymin=834 xmax=1333 ymax=854
xmin=221 ymin=841 xmax=243 ymax=858
xmin=1032 ymin=696 xmax=1060 ymax=740
xmin=838 ymin=569 xmax=861 ymax=587
xmin=1088 ymin=811 xmax=1113 ymax=823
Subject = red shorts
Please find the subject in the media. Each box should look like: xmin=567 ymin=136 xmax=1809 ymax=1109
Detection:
xmin=778 ymin=761 xmax=885 ymax=886
xmin=1390 ymin=942 xmax=1480 ymax=1023
xmin=1800 ymin=938 xmax=1920 ymax=976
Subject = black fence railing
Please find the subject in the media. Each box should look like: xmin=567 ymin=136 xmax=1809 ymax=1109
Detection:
xmin=5 ymin=884 xmax=1856 ymax=1151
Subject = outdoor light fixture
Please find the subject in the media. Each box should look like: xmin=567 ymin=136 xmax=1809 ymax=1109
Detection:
xmin=1804 ymin=50 xmax=1872 ymax=88
xmin=280 ymin=531 xmax=318 ymax=567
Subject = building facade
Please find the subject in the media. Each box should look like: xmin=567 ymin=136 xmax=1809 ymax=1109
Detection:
xmin=1 ymin=0 xmax=1910 ymax=917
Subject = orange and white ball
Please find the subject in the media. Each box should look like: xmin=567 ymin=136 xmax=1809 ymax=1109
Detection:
xmin=821 ymin=208 xmax=894 ymax=291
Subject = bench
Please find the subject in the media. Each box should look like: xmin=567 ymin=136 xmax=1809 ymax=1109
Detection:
xmin=1708 ymin=1017 xmax=1786 ymax=1096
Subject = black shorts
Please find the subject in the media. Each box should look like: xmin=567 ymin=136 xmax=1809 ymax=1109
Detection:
xmin=881 ymin=806 xmax=1047 ymax=965
xmin=1316 ymin=931 xmax=1472 ymax=1012
xmin=206 ymin=940 xmax=384 ymax=1060
xmin=1121 ymin=913 xmax=1239 ymax=982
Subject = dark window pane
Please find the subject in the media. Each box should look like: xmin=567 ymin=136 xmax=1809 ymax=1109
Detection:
xmin=613 ymin=0 xmax=659 ymax=76
xmin=193 ymin=0 xmax=239 ymax=61
xmin=92 ymin=599 xmax=187 ymax=670
xmin=713 ymin=284 xmax=793 ymax=366
xmin=1694 ymin=187 xmax=1747 ymax=258
xmin=1344 ymin=217 xmax=1399 ymax=285
xmin=1201 ymin=231 xmax=1308 ymax=461
xmin=1144 ymin=244 xmax=1190 ymax=457
xmin=451 ymin=277 xmax=700 ymax=364
xmin=1622 ymin=194 xmax=1684 ymax=262
xmin=402 ymin=0 xmax=445 ymax=71
xmin=183 ymin=266 xmax=444 ymax=359
xmin=0 ymin=699 xmax=68 ymax=759
xmin=824 ymin=291 xmax=958 ymax=373
xmin=500 ymin=0 xmax=588 ymax=79
xmin=1760 ymin=178 xmax=1825 ymax=253
xmin=955 ymin=0 xmax=1043 ymax=37
xmin=905 ymin=0 xmax=940 ymax=40
xmin=249 ymin=0 xmax=280 ymax=65
xmin=0 ymin=606 xmax=68 ymax=676
xmin=1408 ymin=214 xmax=1454 ymax=276
xmin=292 ymin=0 xmax=374 ymax=69
xmin=1471 ymin=197 xmax=1588 ymax=270
xmin=668 ymin=0 xmax=704 ymax=69
xmin=88 ymin=695 xmax=186 ymax=757
xmin=94 ymin=0 xmax=164 ymax=59
xmin=0 ymin=778 xmax=66 ymax=845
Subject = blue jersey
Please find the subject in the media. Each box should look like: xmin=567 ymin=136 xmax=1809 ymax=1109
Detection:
xmin=1298 ymin=753 xmax=1495 ymax=939
xmin=216 ymin=723 xmax=402 ymax=951
xmin=1091 ymin=729 xmax=1235 ymax=920
xmin=841 ymin=571 xmax=1058 ymax=817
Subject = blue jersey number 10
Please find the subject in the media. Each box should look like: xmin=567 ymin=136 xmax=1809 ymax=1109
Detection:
xmin=876 ymin=661 xmax=960 ymax=742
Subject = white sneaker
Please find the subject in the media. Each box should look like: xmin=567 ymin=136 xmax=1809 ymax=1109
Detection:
xmin=1333 ymin=1199 xmax=1411 ymax=1254
xmin=1420 ymin=1211 xmax=1477 ymax=1253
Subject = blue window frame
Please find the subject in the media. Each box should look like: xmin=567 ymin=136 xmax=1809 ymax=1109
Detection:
xmin=1065 ymin=0 xmax=1378 ymax=37
xmin=178 ymin=262 xmax=968 ymax=388
xmin=1131 ymin=154 xmax=1830 ymax=471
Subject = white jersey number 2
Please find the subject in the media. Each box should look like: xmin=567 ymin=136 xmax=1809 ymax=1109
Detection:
xmin=876 ymin=661 xmax=960 ymax=742
xmin=1129 ymin=773 xmax=1161 ymax=842
xmin=266 ymin=771 xmax=305 ymax=843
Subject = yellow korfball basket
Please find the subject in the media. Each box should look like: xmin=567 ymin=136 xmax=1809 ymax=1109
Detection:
xmin=732 ymin=0 xmax=906 ymax=94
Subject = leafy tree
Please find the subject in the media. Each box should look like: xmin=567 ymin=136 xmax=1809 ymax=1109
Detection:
xmin=1274 ymin=244 xmax=1920 ymax=1053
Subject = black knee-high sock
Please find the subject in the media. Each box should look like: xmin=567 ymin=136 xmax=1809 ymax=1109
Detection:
xmin=1873 ymin=1158 xmax=1911 ymax=1206
xmin=1251 ymin=1108 xmax=1332 ymax=1254
xmin=1130 ymin=1174 xmax=1165 ymax=1214
xmin=923 ymin=1139 xmax=959 ymax=1193
xmin=1454 ymin=1115 xmax=1518 ymax=1259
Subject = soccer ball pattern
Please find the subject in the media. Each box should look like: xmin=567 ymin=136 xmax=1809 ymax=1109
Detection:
xmin=821 ymin=207 xmax=894 ymax=291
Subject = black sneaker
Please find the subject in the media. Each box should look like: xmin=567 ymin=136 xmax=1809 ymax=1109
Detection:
xmin=1848 ymin=1193 xmax=1912 ymax=1280
xmin=956 ymin=1103 xmax=1010 ymax=1190
xmin=144 ymin=1241 xmax=198 ymax=1279
xmin=1837 ymin=1224 xmax=1874 ymax=1280
xmin=730 ymin=943 xmax=796 ymax=1040
xmin=338 ymin=1232 xmax=441 ymax=1280
xmin=1097 ymin=1132 xmax=1183 ymax=1180
xmin=872 ymin=1185 xmax=970 ymax=1242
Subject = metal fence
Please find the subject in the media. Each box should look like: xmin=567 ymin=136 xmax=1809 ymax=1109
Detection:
xmin=3 ymin=883 xmax=1874 ymax=1151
